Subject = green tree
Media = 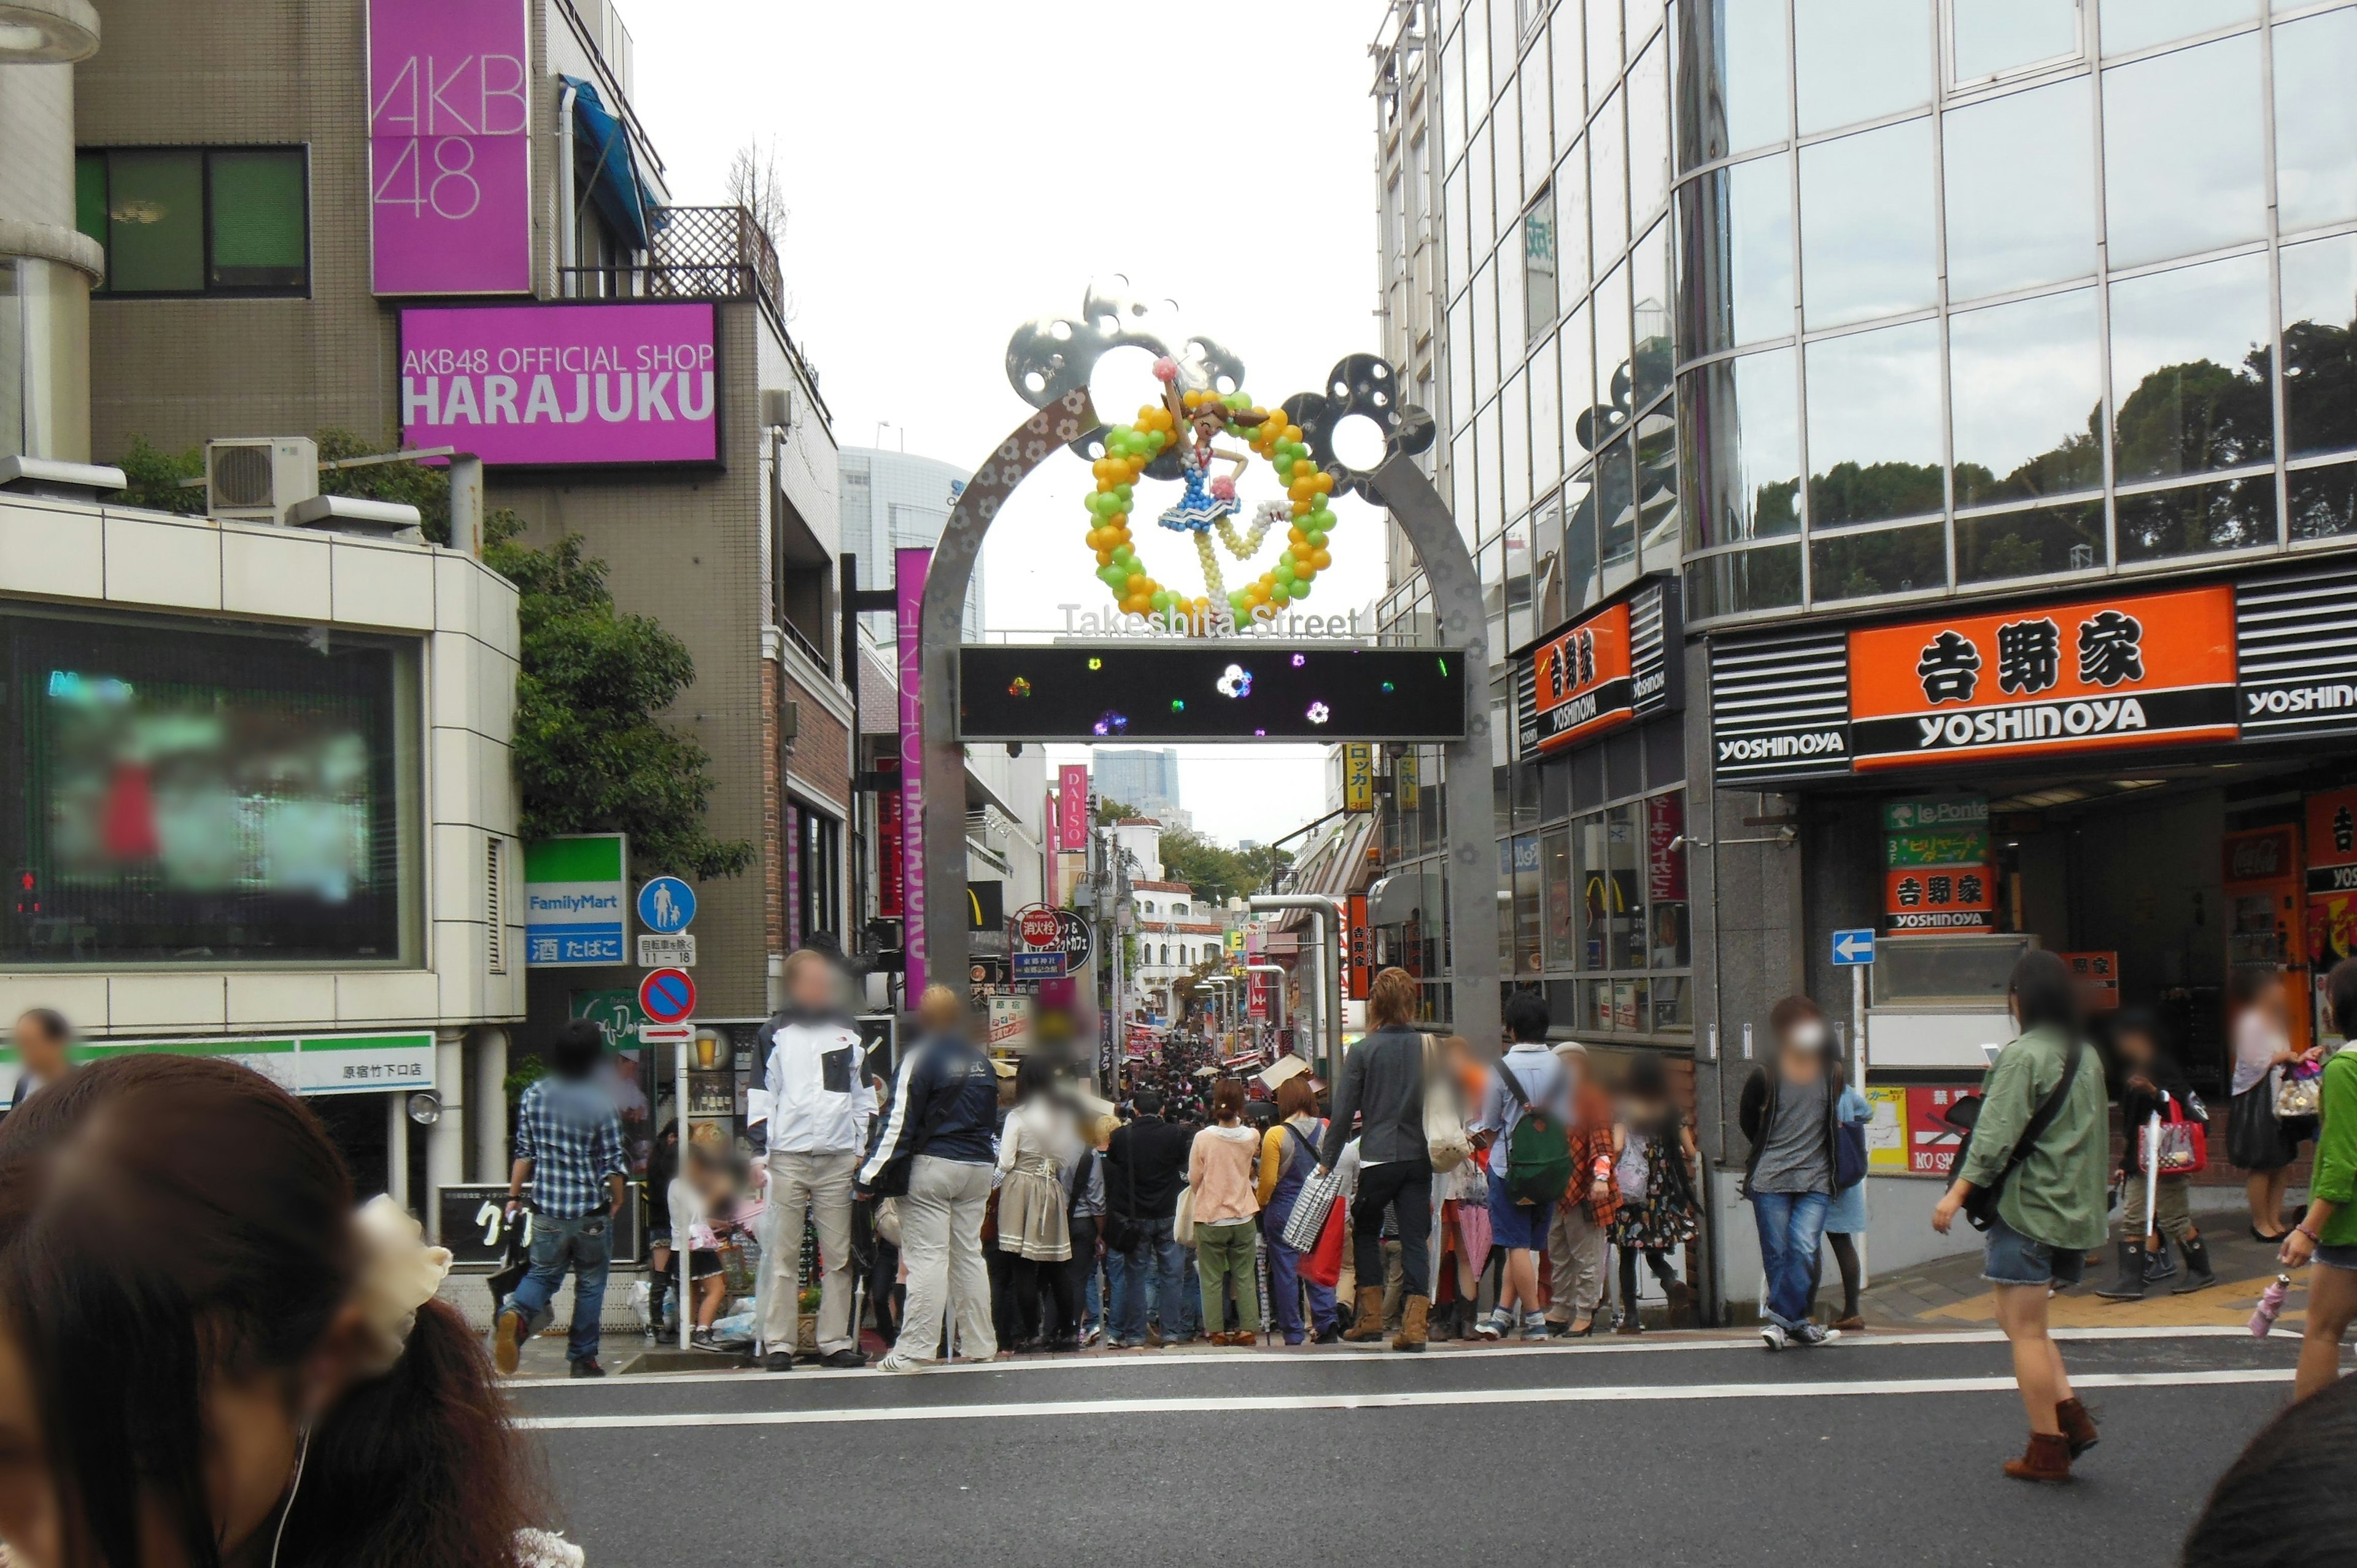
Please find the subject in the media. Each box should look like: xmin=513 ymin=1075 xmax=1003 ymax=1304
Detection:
xmin=115 ymin=428 xmax=457 ymax=540
xmin=1156 ymin=824 xmax=1294 ymax=908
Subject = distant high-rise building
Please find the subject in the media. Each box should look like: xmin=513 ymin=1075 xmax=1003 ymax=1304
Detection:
xmin=1094 ymin=749 xmax=1185 ymax=825
xmin=840 ymin=447 xmax=984 ymax=644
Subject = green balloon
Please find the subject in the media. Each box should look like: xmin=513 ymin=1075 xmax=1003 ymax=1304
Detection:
xmin=1288 ymin=579 xmax=1311 ymax=601
xmin=1228 ymin=589 xmax=1250 ymax=614
xmin=1305 ymin=528 xmax=1328 ymax=548
xmin=1269 ymin=582 xmax=1291 ymax=606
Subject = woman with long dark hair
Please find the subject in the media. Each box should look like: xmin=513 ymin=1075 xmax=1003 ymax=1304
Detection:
xmin=0 ymin=1054 xmax=571 ymax=1567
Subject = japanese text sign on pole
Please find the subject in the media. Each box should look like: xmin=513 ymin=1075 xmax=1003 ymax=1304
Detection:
xmin=638 ymin=968 xmax=696 ymax=1025
xmin=524 ymin=834 xmax=627 ymax=967
xmin=1058 ymin=765 xmax=1091 ymax=852
xmin=897 ymin=548 xmax=932 ymax=996
xmin=1831 ymin=929 xmax=1876 ymax=967
xmin=366 ymin=0 xmax=532 ymax=296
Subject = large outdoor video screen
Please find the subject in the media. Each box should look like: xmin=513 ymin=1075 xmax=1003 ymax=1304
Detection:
xmin=958 ymin=644 xmax=1468 ymax=742
xmin=0 ymin=608 xmax=419 ymax=964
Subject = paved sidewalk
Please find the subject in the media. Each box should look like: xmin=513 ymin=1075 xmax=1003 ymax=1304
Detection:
xmin=1860 ymin=1220 xmax=2301 ymax=1332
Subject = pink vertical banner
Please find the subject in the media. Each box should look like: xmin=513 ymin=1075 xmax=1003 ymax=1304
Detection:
xmin=367 ymin=0 xmax=533 ymax=295
xmin=896 ymin=547 xmax=932 ymax=997
xmin=1057 ymin=765 xmax=1091 ymax=853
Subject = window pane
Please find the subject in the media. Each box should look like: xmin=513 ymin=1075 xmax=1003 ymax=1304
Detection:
xmin=1449 ymin=293 xmax=1476 ymax=425
xmin=1636 ymin=406 xmax=1679 ymax=570
xmin=1477 ymin=397 xmax=1504 ymax=535
xmin=1495 ymin=78 xmax=1523 ymax=228
xmin=1561 ymin=295 xmax=1595 ymax=457
xmin=2098 ymin=0 xmax=2254 ymax=58
xmin=1473 ymin=256 xmax=1498 ymax=402
xmin=1444 ymin=23 xmax=1469 ymax=167
xmin=1794 ymin=0 xmax=1933 ymax=136
xmin=1678 ymin=151 xmax=1792 ymax=356
xmin=1465 ymin=0 xmax=1492 ymax=117
xmin=1554 ymin=143 xmax=1591 ymax=293
xmin=1627 ymin=33 xmax=1671 ymax=229
xmin=1957 ymin=501 xmax=2107 ymax=582
xmin=1685 ymin=541 xmax=1803 ymax=617
xmin=1810 ymin=519 xmax=1948 ymax=601
xmin=1503 ymin=368 xmax=1531 ymax=519
xmin=1644 ymin=792 xmax=1690 ymax=970
xmin=1470 ymin=122 xmax=1496 ymax=263
xmin=1490 ymin=0 xmax=1517 ymax=98
xmin=2274 ymin=9 xmax=2357 ymax=234
xmin=2115 ymin=477 xmax=2275 ymax=563
xmin=1953 ymin=0 xmax=2080 ymax=83
xmin=1590 ymin=87 xmax=1628 ymax=267
xmin=74 ymin=153 xmax=106 ymax=252
xmin=209 ymin=150 xmax=306 ymax=289
xmin=2109 ymin=252 xmax=2274 ymax=484
xmin=1531 ymin=333 xmax=1562 ymax=490
xmin=1533 ymin=490 xmax=1570 ymax=629
xmin=106 ymin=150 xmax=204 ymax=294
xmin=1482 ymin=536 xmax=1509 ymax=657
xmin=1681 ymin=347 xmax=1801 ymax=548
xmin=1498 ymin=231 xmax=1527 ymax=355
xmin=1592 ymin=260 xmax=1631 ymax=420
xmin=1607 ymin=805 xmax=1644 ymax=968
xmin=1555 ymin=11 xmax=1588 ymax=152
xmin=1542 ymin=825 xmax=1574 ymax=968
xmin=1676 ymin=0 xmax=1789 ymax=168
xmin=1943 ymin=79 xmax=2096 ymax=301
xmin=1625 ymin=0 xmax=1661 ymax=56
xmin=1446 ymin=164 xmax=1471 ymax=290
xmin=2101 ymin=34 xmax=2265 ymax=269
xmin=1522 ymin=39 xmax=1552 ymax=203
xmin=1805 ymin=317 xmax=1945 ymax=528
xmin=2289 ymin=462 xmax=2357 ymax=545
xmin=1574 ymin=811 xmax=1609 ymax=970
xmin=1452 ymin=428 xmax=1479 ymax=541
xmin=1949 ymin=288 xmax=2103 ymax=509
xmin=1598 ymin=433 xmax=1639 ymax=591
xmin=1506 ymin=511 xmax=1536 ymax=649
xmin=1800 ymin=117 xmax=1937 ymax=328
xmin=1563 ymin=464 xmax=1604 ymax=610
xmin=1589 ymin=0 xmax=1622 ymax=87
xmin=2283 ymin=234 xmax=2357 ymax=461
xmin=1514 ymin=833 xmax=1542 ymax=978
xmin=1631 ymin=217 xmax=1671 ymax=408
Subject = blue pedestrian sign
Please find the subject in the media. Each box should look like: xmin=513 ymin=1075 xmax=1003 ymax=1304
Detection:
xmin=637 ymin=876 xmax=696 ymax=935
xmin=1831 ymin=929 xmax=1876 ymax=966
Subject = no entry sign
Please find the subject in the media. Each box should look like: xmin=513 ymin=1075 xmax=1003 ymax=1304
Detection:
xmin=638 ymin=968 xmax=696 ymax=1024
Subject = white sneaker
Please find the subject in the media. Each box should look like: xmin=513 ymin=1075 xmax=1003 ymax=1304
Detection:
xmin=1520 ymin=1312 xmax=1550 ymax=1341
xmin=875 ymin=1351 xmax=925 ymax=1373
xmin=1475 ymin=1309 xmax=1510 ymax=1340
xmin=1759 ymin=1323 xmax=1789 ymax=1353
xmin=1794 ymin=1323 xmax=1840 ymax=1347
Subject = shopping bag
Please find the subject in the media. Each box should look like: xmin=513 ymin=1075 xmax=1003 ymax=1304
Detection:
xmin=2145 ymin=1096 xmax=2209 ymax=1175
xmin=2277 ymin=1060 xmax=2324 ymax=1121
xmin=1303 ymin=1192 xmax=1347 ymax=1289
xmin=1281 ymin=1163 xmax=1345 ymax=1251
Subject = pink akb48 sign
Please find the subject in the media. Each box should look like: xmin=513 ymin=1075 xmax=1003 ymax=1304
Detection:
xmin=368 ymin=0 xmax=532 ymax=296
xmin=398 ymin=303 xmax=721 ymax=467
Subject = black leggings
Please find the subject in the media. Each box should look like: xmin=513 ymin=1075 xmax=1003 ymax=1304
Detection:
xmin=1057 ymin=1217 xmax=1098 ymax=1340
xmin=1617 ymin=1246 xmax=1680 ymax=1311
xmin=1007 ymin=1256 xmax=1056 ymax=1343
xmin=1824 ymin=1232 xmax=1862 ymax=1318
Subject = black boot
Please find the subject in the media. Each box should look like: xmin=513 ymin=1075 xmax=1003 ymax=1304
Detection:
xmin=2144 ymin=1234 xmax=2180 ymax=1283
xmin=2172 ymin=1235 xmax=2219 ymax=1294
xmin=2096 ymin=1241 xmax=2147 ymax=1301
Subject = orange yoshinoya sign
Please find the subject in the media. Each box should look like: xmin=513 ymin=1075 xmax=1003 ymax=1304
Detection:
xmin=1846 ymin=585 xmax=2239 ymax=770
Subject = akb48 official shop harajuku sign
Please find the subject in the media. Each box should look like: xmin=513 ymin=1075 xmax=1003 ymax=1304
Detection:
xmin=1709 ymin=562 xmax=2357 ymax=786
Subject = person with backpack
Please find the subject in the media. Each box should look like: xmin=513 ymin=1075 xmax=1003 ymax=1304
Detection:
xmin=1933 ymin=949 xmax=2109 ymax=1481
xmin=1738 ymin=996 xmax=1846 ymax=1352
xmin=1471 ymin=991 xmax=1573 ymax=1342
xmin=1257 ymin=1073 xmax=1339 ymax=1344
xmin=2097 ymin=1008 xmax=2216 ymax=1301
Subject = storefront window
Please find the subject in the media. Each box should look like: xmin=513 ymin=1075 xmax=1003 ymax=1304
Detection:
xmin=1542 ymin=825 xmax=1573 ymax=968
xmin=1513 ymin=832 xmax=1542 ymax=978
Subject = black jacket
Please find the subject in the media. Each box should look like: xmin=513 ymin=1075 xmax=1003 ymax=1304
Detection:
xmin=1107 ymin=1115 xmax=1191 ymax=1220
xmin=1318 ymin=1024 xmax=1432 ymax=1168
xmin=858 ymin=1032 xmax=999 ymax=1189
xmin=2118 ymin=1051 xmax=2205 ymax=1176
xmin=1738 ymin=1063 xmax=1843 ymax=1196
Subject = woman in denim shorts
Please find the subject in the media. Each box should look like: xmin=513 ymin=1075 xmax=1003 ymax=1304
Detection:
xmin=2280 ymin=957 xmax=2357 ymax=1403
xmin=1933 ymin=951 xmax=2108 ymax=1483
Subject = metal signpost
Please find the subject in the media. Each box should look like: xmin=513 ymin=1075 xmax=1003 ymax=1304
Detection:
xmin=1830 ymin=928 xmax=1876 ymax=1080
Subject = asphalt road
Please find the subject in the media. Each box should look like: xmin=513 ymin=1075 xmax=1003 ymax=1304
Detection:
xmin=513 ymin=1328 xmax=2306 ymax=1567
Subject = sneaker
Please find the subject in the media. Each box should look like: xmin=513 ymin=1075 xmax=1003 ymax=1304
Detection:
xmin=875 ymin=1351 xmax=924 ymax=1374
xmin=690 ymin=1328 xmax=726 ymax=1353
xmin=1792 ymin=1323 xmax=1830 ymax=1347
xmin=492 ymin=1308 xmax=528 ymax=1377
xmin=820 ymin=1348 xmax=869 ymax=1369
xmin=1474 ymin=1308 xmax=1510 ymax=1340
xmin=1520 ymin=1312 xmax=1550 ymax=1342
xmin=1080 ymin=1325 xmax=1104 ymax=1347
xmin=1759 ymin=1323 xmax=1789 ymax=1353
xmin=762 ymin=1351 xmax=795 ymax=1373
xmin=568 ymin=1358 xmax=606 ymax=1378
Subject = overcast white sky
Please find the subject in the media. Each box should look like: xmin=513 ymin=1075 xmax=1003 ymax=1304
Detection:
xmin=632 ymin=0 xmax=1396 ymax=847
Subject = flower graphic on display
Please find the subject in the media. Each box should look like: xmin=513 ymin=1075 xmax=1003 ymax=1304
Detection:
xmin=1092 ymin=711 xmax=1130 ymax=736
xmin=1306 ymin=702 xmax=1331 ymax=725
xmin=1291 ymin=654 xmax=1307 ymax=668
xmin=1005 ymin=676 xmax=1032 ymax=699
xmin=1217 ymin=664 xmax=1254 ymax=698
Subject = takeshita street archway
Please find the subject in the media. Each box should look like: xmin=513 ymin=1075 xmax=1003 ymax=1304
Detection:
xmin=918 ymin=282 xmax=1503 ymax=1052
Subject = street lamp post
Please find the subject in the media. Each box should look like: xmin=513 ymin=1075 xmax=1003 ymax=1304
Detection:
xmin=1246 ymin=896 xmax=1345 ymax=1083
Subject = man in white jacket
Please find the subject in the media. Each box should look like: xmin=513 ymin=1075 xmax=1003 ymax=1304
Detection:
xmin=759 ymin=950 xmax=876 ymax=1370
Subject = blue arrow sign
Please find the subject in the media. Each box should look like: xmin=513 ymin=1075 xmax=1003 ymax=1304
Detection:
xmin=637 ymin=876 xmax=696 ymax=934
xmin=1830 ymin=929 xmax=1876 ymax=966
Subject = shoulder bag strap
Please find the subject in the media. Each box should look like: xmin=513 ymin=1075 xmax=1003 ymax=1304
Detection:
xmin=1992 ymin=1040 xmax=2083 ymax=1193
xmin=1498 ymin=1060 xmax=1533 ymax=1112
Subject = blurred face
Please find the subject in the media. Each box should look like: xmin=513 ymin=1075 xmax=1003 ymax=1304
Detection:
xmin=787 ymin=960 xmax=839 ymax=1013
xmin=12 ymin=1020 xmax=66 ymax=1084
xmin=2116 ymin=1029 xmax=2156 ymax=1067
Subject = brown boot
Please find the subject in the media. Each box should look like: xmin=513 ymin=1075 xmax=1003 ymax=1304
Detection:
xmin=2057 ymin=1399 xmax=2099 ymax=1459
xmin=1392 ymin=1294 xmax=1430 ymax=1353
xmin=1342 ymin=1287 xmax=1387 ymax=1343
xmin=2002 ymin=1432 xmax=2074 ymax=1483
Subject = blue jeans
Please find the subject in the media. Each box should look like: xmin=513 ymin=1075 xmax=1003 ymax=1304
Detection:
xmin=506 ymin=1211 xmax=613 ymax=1364
xmin=1263 ymin=1215 xmax=1338 ymax=1342
xmin=1752 ymin=1190 xmax=1831 ymax=1332
xmin=1110 ymin=1217 xmax=1185 ymax=1343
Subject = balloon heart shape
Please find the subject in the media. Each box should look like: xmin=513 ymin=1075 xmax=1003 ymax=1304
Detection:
xmin=1082 ymin=387 xmax=1340 ymax=631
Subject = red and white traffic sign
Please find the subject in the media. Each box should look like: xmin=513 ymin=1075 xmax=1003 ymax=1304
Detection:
xmin=639 ymin=967 xmax=697 ymax=1024
xmin=1017 ymin=905 xmax=1062 ymax=947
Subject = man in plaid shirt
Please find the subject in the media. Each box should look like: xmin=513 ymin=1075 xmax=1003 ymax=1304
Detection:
xmin=495 ymin=1019 xmax=628 ymax=1377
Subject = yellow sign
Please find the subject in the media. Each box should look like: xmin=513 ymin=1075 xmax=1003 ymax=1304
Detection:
xmin=1225 ymin=929 xmax=1245 ymax=954
xmin=1865 ymin=1086 xmax=1908 ymax=1173
xmin=1342 ymin=744 xmax=1374 ymax=812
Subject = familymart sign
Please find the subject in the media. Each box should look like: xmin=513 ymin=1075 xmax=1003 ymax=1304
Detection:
xmin=0 ymin=1031 xmax=435 ymax=1102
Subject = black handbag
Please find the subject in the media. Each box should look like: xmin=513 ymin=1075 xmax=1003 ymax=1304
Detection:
xmin=1954 ymin=1039 xmax=2083 ymax=1232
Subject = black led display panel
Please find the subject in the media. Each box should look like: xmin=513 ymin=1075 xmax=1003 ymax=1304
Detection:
xmin=958 ymin=644 xmax=1468 ymax=743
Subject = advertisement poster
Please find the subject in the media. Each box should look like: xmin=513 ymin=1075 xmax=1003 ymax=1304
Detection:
xmin=1058 ymin=765 xmax=1091 ymax=852
xmin=1906 ymin=1086 xmax=1973 ymax=1175
xmin=524 ymin=834 xmax=627 ymax=966
xmin=399 ymin=303 xmax=719 ymax=466
xmin=368 ymin=0 xmax=532 ymax=295
xmin=1865 ymin=1086 xmax=1908 ymax=1173
xmin=1342 ymin=744 xmax=1374 ymax=811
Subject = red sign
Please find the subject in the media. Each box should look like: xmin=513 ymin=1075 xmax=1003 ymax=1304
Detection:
xmin=1645 ymin=794 xmax=1687 ymax=902
xmin=638 ymin=968 xmax=696 ymax=1025
xmin=1057 ymin=765 xmax=1091 ymax=853
xmin=2063 ymin=951 xmax=2119 ymax=1011
xmin=1848 ymin=584 xmax=2238 ymax=770
xmin=1884 ymin=867 xmax=1995 ymax=932
xmin=1016 ymin=906 xmax=1062 ymax=947
xmin=1906 ymin=1086 xmax=1972 ymax=1175
xmin=875 ymin=758 xmax=904 ymax=919
xmin=1525 ymin=601 xmax=1636 ymax=754
xmin=2223 ymin=823 xmax=2297 ymax=888
xmin=1345 ymin=893 xmax=1371 ymax=1001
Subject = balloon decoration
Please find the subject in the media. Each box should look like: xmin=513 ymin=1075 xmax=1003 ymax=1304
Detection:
xmin=1082 ymin=357 xmax=1340 ymax=627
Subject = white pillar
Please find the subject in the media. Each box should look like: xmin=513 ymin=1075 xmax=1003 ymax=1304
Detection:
xmin=386 ymin=1092 xmax=411 ymax=1213
xmin=471 ymin=1027 xmax=509 ymax=1182
xmin=424 ymin=1027 xmax=467 ymax=1242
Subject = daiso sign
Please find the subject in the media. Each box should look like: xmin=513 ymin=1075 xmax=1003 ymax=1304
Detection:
xmin=398 ymin=302 xmax=721 ymax=467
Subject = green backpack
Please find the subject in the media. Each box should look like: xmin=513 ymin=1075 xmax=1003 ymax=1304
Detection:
xmin=1498 ymin=1065 xmax=1572 ymax=1208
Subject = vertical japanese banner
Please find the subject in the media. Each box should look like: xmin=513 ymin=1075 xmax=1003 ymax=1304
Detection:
xmin=875 ymin=759 xmax=904 ymax=919
xmin=896 ymin=548 xmax=932 ymax=997
xmin=1057 ymin=765 xmax=1091 ymax=852
xmin=367 ymin=0 xmax=533 ymax=295
xmin=785 ymin=803 xmax=803 ymax=952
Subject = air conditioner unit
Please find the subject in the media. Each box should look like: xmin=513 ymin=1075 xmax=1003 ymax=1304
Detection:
xmin=206 ymin=438 xmax=319 ymax=524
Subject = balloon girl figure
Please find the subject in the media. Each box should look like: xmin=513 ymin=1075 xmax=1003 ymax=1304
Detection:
xmin=1152 ymin=355 xmax=1289 ymax=605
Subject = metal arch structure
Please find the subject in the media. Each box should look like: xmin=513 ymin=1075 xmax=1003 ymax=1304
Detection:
xmin=917 ymin=370 xmax=1501 ymax=1054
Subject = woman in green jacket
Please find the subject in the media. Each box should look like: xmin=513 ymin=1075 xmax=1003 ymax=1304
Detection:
xmin=2280 ymin=957 xmax=2357 ymax=1403
xmin=1932 ymin=949 xmax=2108 ymax=1483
